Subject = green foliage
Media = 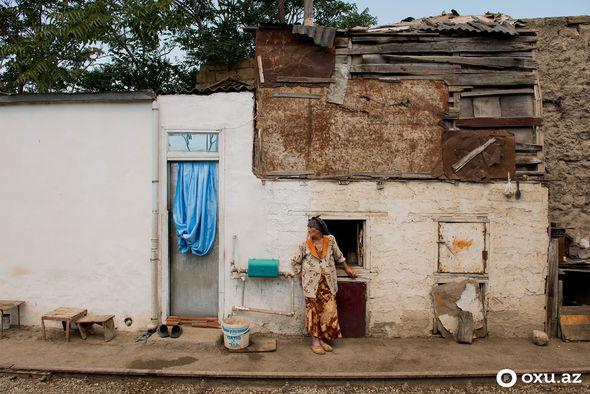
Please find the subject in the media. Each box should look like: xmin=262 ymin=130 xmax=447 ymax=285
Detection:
xmin=0 ymin=0 xmax=377 ymax=93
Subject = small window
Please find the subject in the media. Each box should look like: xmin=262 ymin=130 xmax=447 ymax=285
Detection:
xmin=168 ymin=132 xmax=218 ymax=152
xmin=166 ymin=130 xmax=220 ymax=161
xmin=324 ymin=219 xmax=365 ymax=269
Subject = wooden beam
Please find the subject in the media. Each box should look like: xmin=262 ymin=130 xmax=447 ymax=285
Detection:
xmin=380 ymin=72 xmax=537 ymax=87
xmin=257 ymin=56 xmax=265 ymax=84
xmin=516 ymin=155 xmax=543 ymax=165
xmin=455 ymin=117 xmax=542 ymax=127
xmin=515 ymin=143 xmax=543 ymax=152
xmin=336 ymin=40 xmax=535 ymax=55
xmin=461 ymin=88 xmax=534 ymax=97
xmin=272 ymin=92 xmax=321 ymax=99
xmin=276 ymin=76 xmax=335 ymax=83
xmin=377 ymin=55 xmax=537 ymax=69
xmin=350 ymin=63 xmax=461 ymax=74
xmin=451 ymin=137 xmax=496 ymax=173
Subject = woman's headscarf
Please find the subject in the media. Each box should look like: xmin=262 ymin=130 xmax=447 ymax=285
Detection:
xmin=308 ymin=216 xmax=330 ymax=235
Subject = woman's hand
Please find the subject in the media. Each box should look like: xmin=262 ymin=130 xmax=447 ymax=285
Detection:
xmin=344 ymin=265 xmax=357 ymax=278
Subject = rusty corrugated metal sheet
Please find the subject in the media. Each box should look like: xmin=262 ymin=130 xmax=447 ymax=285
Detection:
xmin=255 ymin=28 xmax=334 ymax=88
xmin=257 ymin=79 xmax=448 ymax=177
xmin=292 ymin=25 xmax=337 ymax=48
xmin=442 ymin=129 xmax=515 ymax=182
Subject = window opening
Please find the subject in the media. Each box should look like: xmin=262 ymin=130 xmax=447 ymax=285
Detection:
xmin=324 ymin=219 xmax=365 ymax=269
xmin=168 ymin=132 xmax=218 ymax=153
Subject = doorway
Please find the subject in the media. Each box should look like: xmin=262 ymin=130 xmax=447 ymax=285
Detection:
xmin=168 ymin=162 xmax=219 ymax=317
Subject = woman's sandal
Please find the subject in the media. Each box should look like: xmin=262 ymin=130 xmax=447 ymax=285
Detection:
xmin=311 ymin=345 xmax=326 ymax=355
xmin=320 ymin=342 xmax=333 ymax=352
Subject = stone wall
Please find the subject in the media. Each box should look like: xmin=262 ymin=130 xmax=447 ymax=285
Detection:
xmin=527 ymin=16 xmax=590 ymax=237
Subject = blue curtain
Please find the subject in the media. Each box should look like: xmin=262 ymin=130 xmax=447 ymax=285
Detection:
xmin=173 ymin=162 xmax=218 ymax=256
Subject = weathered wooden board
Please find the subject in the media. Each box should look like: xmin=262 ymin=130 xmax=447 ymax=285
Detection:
xmin=371 ymin=55 xmax=537 ymax=69
xmin=460 ymin=97 xmax=474 ymax=118
xmin=473 ymin=96 xmax=501 ymax=118
xmin=560 ymin=306 xmax=590 ymax=341
xmin=456 ymin=117 xmax=542 ymax=127
xmin=500 ymin=94 xmax=535 ymax=117
xmin=257 ymin=80 xmax=448 ymax=177
xmin=350 ymin=63 xmax=461 ymax=74
xmin=380 ymin=72 xmax=537 ymax=86
xmin=337 ymin=40 xmax=535 ymax=55
xmin=461 ymin=88 xmax=534 ymax=97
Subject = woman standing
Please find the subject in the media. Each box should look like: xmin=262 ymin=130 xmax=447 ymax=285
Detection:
xmin=291 ymin=216 xmax=357 ymax=354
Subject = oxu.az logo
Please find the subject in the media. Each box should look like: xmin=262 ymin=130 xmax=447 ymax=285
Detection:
xmin=496 ymin=369 xmax=583 ymax=387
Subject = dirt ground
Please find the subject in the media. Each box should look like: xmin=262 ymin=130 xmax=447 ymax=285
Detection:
xmin=1 ymin=325 xmax=590 ymax=392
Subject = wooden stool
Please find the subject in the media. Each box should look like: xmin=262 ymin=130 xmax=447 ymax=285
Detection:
xmin=0 ymin=300 xmax=25 ymax=338
xmin=77 ymin=314 xmax=116 ymax=342
xmin=41 ymin=307 xmax=87 ymax=342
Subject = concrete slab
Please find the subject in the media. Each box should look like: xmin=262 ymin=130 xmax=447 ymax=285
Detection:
xmin=1 ymin=326 xmax=590 ymax=379
xmin=146 ymin=327 xmax=221 ymax=350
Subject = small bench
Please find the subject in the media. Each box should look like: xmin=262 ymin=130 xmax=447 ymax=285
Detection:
xmin=0 ymin=300 xmax=25 ymax=338
xmin=41 ymin=307 xmax=87 ymax=342
xmin=77 ymin=314 xmax=115 ymax=342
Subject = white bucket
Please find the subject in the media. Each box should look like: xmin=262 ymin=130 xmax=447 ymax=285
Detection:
xmin=221 ymin=316 xmax=250 ymax=349
xmin=2 ymin=314 xmax=10 ymax=330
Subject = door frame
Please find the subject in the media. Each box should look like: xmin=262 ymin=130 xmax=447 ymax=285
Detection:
xmin=159 ymin=127 xmax=225 ymax=323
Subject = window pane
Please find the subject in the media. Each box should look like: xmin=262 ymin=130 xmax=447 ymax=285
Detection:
xmin=168 ymin=133 xmax=218 ymax=152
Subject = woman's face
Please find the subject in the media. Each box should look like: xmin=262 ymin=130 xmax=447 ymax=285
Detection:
xmin=307 ymin=226 xmax=323 ymax=238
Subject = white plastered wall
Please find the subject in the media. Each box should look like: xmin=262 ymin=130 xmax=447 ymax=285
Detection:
xmin=158 ymin=93 xmax=549 ymax=338
xmin=0 ymin=101 xmax=153 ymax=329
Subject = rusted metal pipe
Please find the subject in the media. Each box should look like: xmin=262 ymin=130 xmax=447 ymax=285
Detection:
xmin=303 ymin=0 xmax=313 ymax=26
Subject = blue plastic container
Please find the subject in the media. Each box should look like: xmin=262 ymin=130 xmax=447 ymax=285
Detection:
xmin=247 ymin=258 xmax=279 ymax=277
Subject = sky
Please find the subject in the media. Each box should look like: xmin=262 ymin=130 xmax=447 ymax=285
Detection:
xmin=352 ymin=0 xmax=590 ymax=26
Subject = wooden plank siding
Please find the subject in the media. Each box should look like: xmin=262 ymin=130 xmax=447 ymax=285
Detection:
xmin=342 ymin=31 xmax=543 ymax=178
xmin=254 ymin=25 xmax=544 ymax=180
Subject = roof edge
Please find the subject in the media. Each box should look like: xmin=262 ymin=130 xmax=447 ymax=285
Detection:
xmin=0 ymin=90 xmax=155 ymax=106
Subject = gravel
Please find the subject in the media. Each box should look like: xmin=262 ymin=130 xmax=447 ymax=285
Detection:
xmin=1 ymin=374 xmax=588 ymax=393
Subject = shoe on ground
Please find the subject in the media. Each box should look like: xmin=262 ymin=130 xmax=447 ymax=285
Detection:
xmin=311 ymin=345 xmax=325 ymax=355
xmin=320 ymin=342 xmax=333 ymax=352
xmin=170 ymin=324 xmax=183 ymax=338
xmin=157 ymin=324 xmax=169 ymax=338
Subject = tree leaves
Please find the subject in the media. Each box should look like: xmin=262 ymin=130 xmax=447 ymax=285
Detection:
xmin=0 ymin=0 xmax=377 ymax=92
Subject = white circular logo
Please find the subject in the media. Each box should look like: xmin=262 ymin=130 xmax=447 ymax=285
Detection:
xmin=497 ymin=369 xmax=517 ymax=388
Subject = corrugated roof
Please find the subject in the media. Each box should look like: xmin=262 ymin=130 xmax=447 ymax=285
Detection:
xmin=292 ymin=24 xmax=337 ymax=48
xmin=366 ymin=13 xmax=523 ymax=36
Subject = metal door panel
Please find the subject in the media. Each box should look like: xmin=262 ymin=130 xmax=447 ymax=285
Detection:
xmin=336 ymin=280 xmax=366 ymax=337
xmin=438 ymin=222 xmax=486 ymax=274
xmin=169 ymin=162 xmax=218 ymax=317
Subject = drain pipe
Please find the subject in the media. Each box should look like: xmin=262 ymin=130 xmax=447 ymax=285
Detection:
xmin=149 ymin=100 xmax=160 ymax=331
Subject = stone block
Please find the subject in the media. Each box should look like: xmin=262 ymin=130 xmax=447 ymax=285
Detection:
xmin=532 ymin=329 xmax=549 ymax=346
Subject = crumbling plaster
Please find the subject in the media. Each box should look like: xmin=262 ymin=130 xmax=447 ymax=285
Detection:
xmin=179 ymin=90 xmax=550 ymax=337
